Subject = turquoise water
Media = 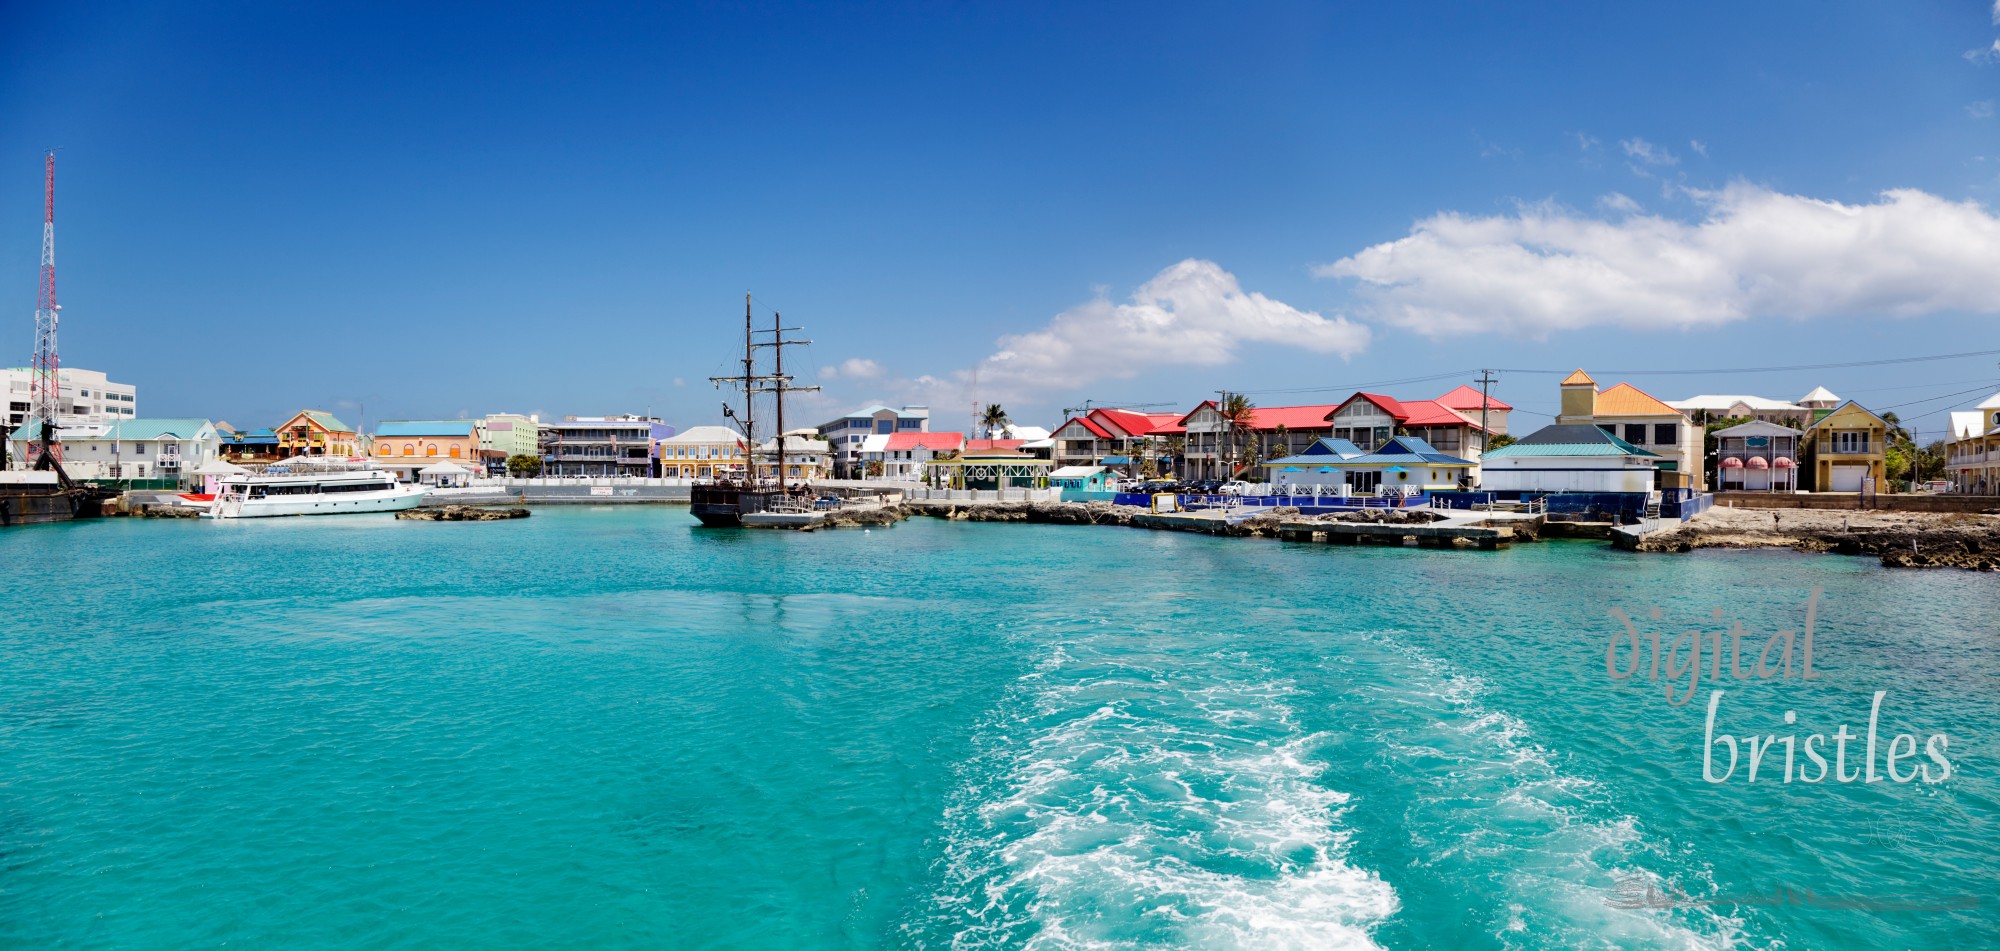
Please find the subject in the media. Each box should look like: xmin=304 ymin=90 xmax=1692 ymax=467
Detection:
xmin=2 ymin=509 xmax=1996 ymax=949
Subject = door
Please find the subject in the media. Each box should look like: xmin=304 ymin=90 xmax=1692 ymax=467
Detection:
xmin=1830 ymin=465 xmax=1865 ymax=492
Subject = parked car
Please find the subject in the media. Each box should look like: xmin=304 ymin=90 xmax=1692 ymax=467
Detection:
xmin=1220 ymin=480 xmax=1253 ymax=496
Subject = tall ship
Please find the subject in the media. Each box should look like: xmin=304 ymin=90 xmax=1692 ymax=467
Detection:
xmin=689 ymin=294 xmax=822 ymax=527
xmin=205 ymin=458 xmax=429 ymax=519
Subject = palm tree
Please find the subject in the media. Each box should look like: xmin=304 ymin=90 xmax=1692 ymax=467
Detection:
xmin=980 ymin=403 xmax=1012 ymax=440
xmin=1219 ymin=393 xmax=1256 ymax=477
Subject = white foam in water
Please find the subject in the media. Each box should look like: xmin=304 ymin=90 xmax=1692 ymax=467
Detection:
xmin=914 ymin=643 xmax=1398 ymax=949
xmin=1371 ymin=638 xmax=1760 ymax=950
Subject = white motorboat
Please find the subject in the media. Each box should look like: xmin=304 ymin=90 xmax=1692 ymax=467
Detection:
xmin=205 ymin=459 xmax=429 ymax=518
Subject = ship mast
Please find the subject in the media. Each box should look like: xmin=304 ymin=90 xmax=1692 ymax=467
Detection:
xmin=708 ymin=293 xmax=817 ymax=488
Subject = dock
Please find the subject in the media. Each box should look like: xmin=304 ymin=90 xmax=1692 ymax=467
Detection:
xmin=1277 ymin=510 xmax=1542 ymax=550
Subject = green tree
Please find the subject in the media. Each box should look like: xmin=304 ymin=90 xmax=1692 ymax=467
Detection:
xmin=1218 ymin=393 xmax=1257 ymax=477
xmin=980 ymin=404 xmax=1012 ymax=440
xmin=506 ymin=454 xmax=542 ymax=477
xmin=864 ymin=459 xmax=884 ymax=478
xmin=1486 ymin=433 xmax=1517 ymax=450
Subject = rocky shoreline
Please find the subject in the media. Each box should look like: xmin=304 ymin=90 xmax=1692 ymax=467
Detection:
xmin=1633 ymin=507 xmax=2000 ymax=571
xmin=397 ymin=505 xmax=531 ymax=521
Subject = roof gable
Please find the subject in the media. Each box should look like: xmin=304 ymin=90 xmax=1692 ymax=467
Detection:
xmin=1434 ymin=384 xmax=1513 ymax=412
xmin=1592 ymin=382 xmax=1682 ymax=418
xmin=1561 ymin=368 xmax=1596 ymax=386
xmin=1804 ymin=400 xmax=1886 ymax=433
xmin=1489 ymin=423 xmax=1659 ymax=457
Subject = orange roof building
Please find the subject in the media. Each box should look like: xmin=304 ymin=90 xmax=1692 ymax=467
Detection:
xmin=1552 ymin=369 xmax=1704 ymax=490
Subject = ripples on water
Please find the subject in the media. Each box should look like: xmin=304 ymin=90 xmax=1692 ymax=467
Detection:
xmin=1 ymin=511 xmax=1994 ymax=949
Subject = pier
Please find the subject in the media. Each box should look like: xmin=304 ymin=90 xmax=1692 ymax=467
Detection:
xmin=1277 ymin=510 xmax=1542 ymax=550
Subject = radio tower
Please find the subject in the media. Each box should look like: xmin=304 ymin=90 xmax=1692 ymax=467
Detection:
xmin=29 ymin=150 xmax=67 ymax=475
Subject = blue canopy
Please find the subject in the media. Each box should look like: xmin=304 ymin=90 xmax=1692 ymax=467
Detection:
xmin=1282 ymin=466 xmax=1301 ymax=471
xmin=1100 ymin=456 xmax=1131 ymax=465
xmin=1317 ymin=466 xmax=1337 ymax=472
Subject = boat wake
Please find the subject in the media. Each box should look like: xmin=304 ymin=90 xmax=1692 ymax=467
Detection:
xmin=1346 ymin=634 xmax=1768 ymax=950
xmin=907 ymin=641 xmax=1397 ymax=950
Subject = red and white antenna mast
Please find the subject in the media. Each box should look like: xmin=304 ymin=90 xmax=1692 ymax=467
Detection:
xmin=29 ymin=150 xmax=64 ymax=469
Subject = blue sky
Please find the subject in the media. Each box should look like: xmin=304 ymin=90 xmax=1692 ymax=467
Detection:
xmin=4 ymin=2 xmax=1998 ymax=440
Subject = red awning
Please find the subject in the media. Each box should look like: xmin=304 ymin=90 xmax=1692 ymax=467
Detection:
xmin=1747 ymin=456 xmax=1770 ymax=469
xmin=1773 ymin=457 xmax=1795 ymax=469
xmin=1722 ymin=457 xmax=1744 ymax=468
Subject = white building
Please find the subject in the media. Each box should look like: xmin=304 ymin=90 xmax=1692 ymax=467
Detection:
xmin=1711 ymin=419 xmax=1802 ymax=492
xmin=1666 ymin=394 xmax=1813 ymax=429
xmin=3 ymin=366 xmax=138 ymax=429
xmin=1477 ymin=423 xmax=1661 ymax=494
xmin=859 ymin=431 xmax=965 ymax=479
xmin=815 ymin=404 xmax=930 ymax=477
xmin=8 ymin=417 xmax=219 ymax=485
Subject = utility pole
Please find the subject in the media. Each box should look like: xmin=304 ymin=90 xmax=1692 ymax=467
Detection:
xmin=1475 ymin=370 xmax=1497 ymax=453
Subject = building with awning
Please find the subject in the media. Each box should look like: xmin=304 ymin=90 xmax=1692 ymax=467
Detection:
xmin=1712 ymin=419 xmax=1801 ymax=492
xmin=924 ymin=450 xmax=1052 ymax=491
xmin=1260 ymin=438 xmax=1365 ymax=488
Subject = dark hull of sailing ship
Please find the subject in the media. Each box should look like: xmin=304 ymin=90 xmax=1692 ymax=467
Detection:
xmin=690 ymin=482 xmax=816 ymax=527
xmin=0 ymin=479 xmax=113 ymax=527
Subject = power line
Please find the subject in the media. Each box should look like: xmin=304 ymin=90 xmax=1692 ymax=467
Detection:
xmin=1494 ymin=349 xmax=2000 ymax=377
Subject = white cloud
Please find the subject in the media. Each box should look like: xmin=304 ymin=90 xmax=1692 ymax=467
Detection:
xmin=1620 ymin=138 xmax=1678 ymax=166
xmin=1598 ymin=192 xmax=1643 ymax=214
xmin=1689 ymin=139 xmax=1709 ymax=157
xmin=1971 ymin=100 xmax=1997 ymax=119
xmin=1574 ymin=132 xmax=1601 ymax=152
xmin=960 ymin=259 xmax=1368 ymax=398
xmin=1967 ymin=38 xmax=2000 ymax=62
xmin=820 ymin=357 xmax=883 ymax=380
xmin=1315 ymin=183 xmax=2000 ymax=337
xmin=672 ymin=376 xmax=686 ymax=387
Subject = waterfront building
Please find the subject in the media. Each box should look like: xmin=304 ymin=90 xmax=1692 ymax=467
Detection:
xmin=1332 ymin=436 xmax=1478 ymax=495
xmin=217 ymin=424 xmax=281 ymax=465
xmin=541 ymin=415 xmax=673 ymax=478
xmin=1711 ymin=419 xmax=1802 ymax=492
xmin=1050 ymin=409 xmax=1180 ymax=471
xmin=1553 ymin=369 xmax=1702 ymax=490
xmin=8 ymin=417 xmax=218 ymax=486
xmin=1049 ymin=465 xmax=1115 ymax=493
xmin=816 ymin=405 xmax=929 ymax=478
xmin=860 ymin=431 xmax=964 ymax=480
xmin=1667 ymin=394 xmax=1814 ymax=429
xmin=1261 ymin=438 xmax=1367 ymax=490
xmin=1945 ymin=391 xmax=2000 ymax=495
xmin=2 ymin=366 xmax=137 ymax=430
xmin=1477 ymin=423 xmax=1661 ymax=495
xmin=1324 ymin=393 xmax=1494 ymax=459
xmin=480 ymin=414 xmax=540 ymax=469
xmin=371 ymin=420 xmax=482 ymax=479
xmin=1801 ymin=401 xmax=1888 ymax=493
xmin=276 ymin=410 xmax=359 ymax=459
xmin=755 ymin=432 xmax=834 ymax=482
xmin=659 ymin=425 xmax=748 ymax=479
xmin=1175 ymin=402 xmax=1339 ymax=480
xmin=924 ymin=448 xmax=1052 ymax=491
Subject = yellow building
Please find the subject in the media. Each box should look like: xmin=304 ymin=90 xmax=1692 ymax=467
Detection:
xmin=1802 ymin=401 xmax=1888 ymax=493
xmin=658 ymin=425 xmax=748 ymax=479
xmin=1554 ymin=369 xmax=1703 ymax=490
xmin=276 ymin=410 xmax=358 ymax=459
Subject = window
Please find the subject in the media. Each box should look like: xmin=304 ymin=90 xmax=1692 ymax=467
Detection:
xmin=449 ymin=444 xmax=461 ymax=458
xmin=1624 ymin=424 xmax=1647 ymax=445
xmin=1654 ymin=423 xmax=1678 ymax=445
xmin=404 ymin=443 xmax=414 ymax=455
xmin=1833 ymin=431 xmax=1868 ymax=454
xmin=427 ymin=445 xmax=438 ymax=457
xmin=1597 ymin=424 xmax=1615 ymax=436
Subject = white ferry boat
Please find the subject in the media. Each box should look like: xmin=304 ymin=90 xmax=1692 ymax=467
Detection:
xmin=205 ymin=461 xmax=429 ymax=519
